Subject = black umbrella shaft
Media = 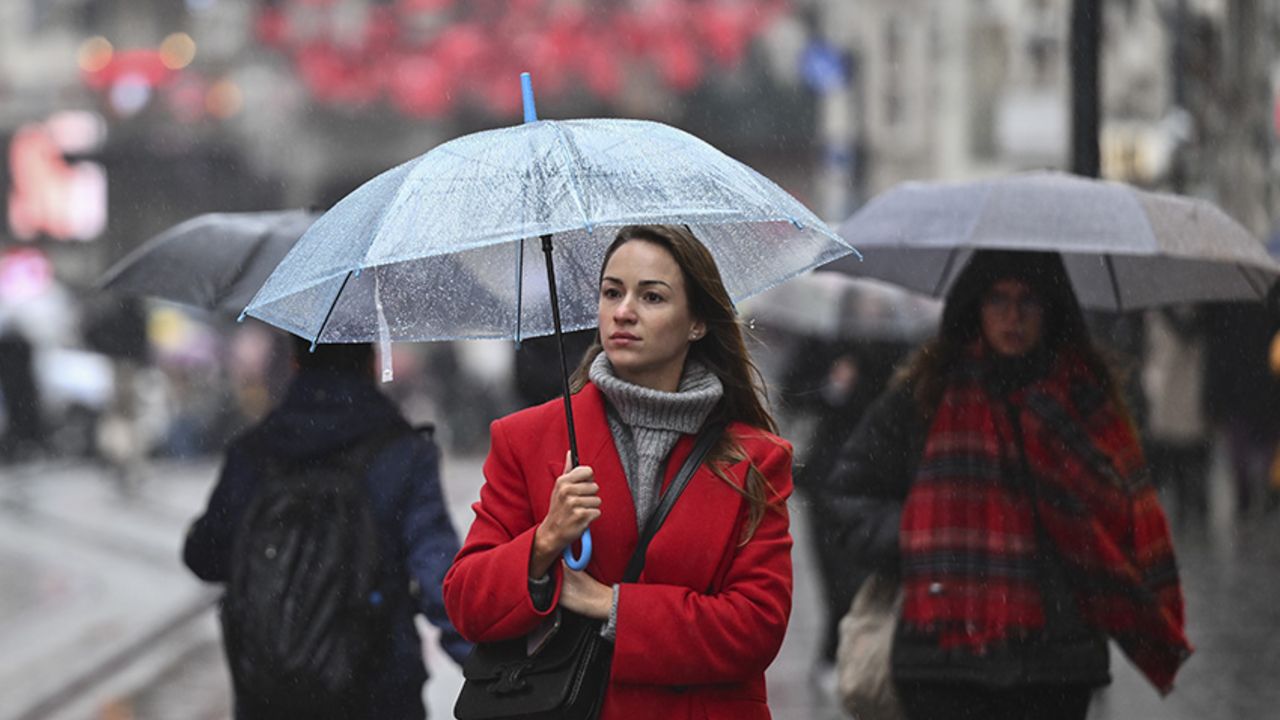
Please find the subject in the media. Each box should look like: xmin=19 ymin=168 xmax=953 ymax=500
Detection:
xmin=542 ymin=234 xmax=581 ymax=467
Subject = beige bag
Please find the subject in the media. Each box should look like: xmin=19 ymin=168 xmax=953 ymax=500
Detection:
xmin=836 ymin=572 xmax=906 ymax=720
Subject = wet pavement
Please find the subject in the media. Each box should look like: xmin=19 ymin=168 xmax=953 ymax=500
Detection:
xmin=0 ymin=448 xmax=1276 ymax=720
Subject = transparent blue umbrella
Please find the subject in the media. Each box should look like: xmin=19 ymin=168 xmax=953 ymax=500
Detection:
xmin=245 ymin=74 xmax=856 ymax=568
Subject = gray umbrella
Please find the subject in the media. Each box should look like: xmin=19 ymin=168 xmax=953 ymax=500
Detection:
xmin=739 ymin=273 xmax=940 ymax=343
xmin=823 ymin=171 xmax=1280 ymax=311
xmin=96 ymin=209 xmax=319 ymax=314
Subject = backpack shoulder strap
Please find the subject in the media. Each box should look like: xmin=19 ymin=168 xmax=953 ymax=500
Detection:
xmin=621 ymin=423 xmax=725 ymax=583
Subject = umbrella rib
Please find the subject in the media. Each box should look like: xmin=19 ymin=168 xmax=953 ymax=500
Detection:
xmin=1237 ymin=263 xmax=1270 ymax=299
xmin=214 ymin=216 xmax=282 ymax=308
xmin=931 ymin=248 xmax=960 ymax=297
xmin=1103 ymin=255 xmax=1124 ymax=313
xmin=548 ymin=122 xmax=593 ymax=229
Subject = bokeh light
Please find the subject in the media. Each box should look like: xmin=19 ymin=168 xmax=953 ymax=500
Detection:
xmin=205 ymin=78 xmax=244 ymax=118
xmin=159 ymin=33 xmax=198 ymax=70
xmin=77 ymin=36 xmax=114 ymax=73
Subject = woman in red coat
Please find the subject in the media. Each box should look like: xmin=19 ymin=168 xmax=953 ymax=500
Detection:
xmin=444 ymin=224 xmax=794 ymax=719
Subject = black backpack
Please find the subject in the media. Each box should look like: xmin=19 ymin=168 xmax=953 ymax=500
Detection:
xmin=221 ymin=426 xmax=407 ymax=717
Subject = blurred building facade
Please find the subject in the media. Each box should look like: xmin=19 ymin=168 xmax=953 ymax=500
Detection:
xmin=812 ymin=0 xmax=1280 ymax=236
xmin=5 ymin=1 xmax=1278 ymax=266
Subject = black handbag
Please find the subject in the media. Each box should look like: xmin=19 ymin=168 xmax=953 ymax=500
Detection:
xmin=454 ymin=424 xmax=724 ymax=720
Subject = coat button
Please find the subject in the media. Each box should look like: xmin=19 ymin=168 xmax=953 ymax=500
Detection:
xmin=928 ymin=582 xmax=944 ymax=595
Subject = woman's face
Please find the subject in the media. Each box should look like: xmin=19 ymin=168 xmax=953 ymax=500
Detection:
xmin=980 ymin=278 xmax=1045 ymax=357
xmin=598 ymin=240 xmax=705 ymax=391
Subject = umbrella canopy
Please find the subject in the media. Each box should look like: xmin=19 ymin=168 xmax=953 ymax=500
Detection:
xmin=97 ymin=209 xmax=319 ymax=314
xmin=244 ymin=75 xmax=855 ymax=570
xmin=739 ymin=273 xmax=940 ymax=343
xmin=823 ymin=171 xmax=1280 ymax=311
xmin=243 ymin=119 xmax=853 ymax=344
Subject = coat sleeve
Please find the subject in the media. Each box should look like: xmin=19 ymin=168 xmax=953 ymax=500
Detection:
xmin=443 ymin=416 xmax=561 ymax=643
xmin=609 ymin=441 xmax=793 ymax=686
xmin=822 ymin=383 xmax=922 ymax=571
xmin=826 ymin=382 xmax=920 ymax=501
xmin=395 ymin=434 xmax=473 ymax=666
xmin=182 ymin=439 xmax=256 ymax=582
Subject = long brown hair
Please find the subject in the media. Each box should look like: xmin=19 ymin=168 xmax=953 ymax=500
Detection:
xmin=896 ymin=250 xmax=1129 ymax=421
xmin=569 ymin=225 xmax=784 ymax=540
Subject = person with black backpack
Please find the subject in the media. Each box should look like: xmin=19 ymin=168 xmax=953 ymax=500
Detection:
xmin=184 ymin=338 xmax=470 ymax=719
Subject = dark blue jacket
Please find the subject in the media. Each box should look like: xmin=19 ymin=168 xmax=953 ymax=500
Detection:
xmin=183 ymin=367 xmax=471 ymax=719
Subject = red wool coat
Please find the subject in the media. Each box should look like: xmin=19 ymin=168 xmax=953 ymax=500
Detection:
xmin=443 ymin=382 xmax=794 ymax=720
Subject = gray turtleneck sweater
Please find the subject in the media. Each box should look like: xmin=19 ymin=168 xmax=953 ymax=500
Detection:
xmin=588 ymin=353 xmax=724 ymax=529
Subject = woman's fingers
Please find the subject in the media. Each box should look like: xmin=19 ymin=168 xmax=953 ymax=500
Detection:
xmin=554 ymin=467 xmax=596 ymax=502
xmin=560 ymin=466 xmax=595 ymax=484
xmin=558 ymin=568 xmax=611 ymax=620
xmin=559 ymin=481 xmax=599 ymax=497
xmin=538 ymin=457 xmax=602 ymax=554
xmin=575 ymin=496 xmax=602 ymax=509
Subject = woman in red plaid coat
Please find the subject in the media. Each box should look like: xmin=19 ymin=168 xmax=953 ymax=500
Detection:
xmin=828 ymin=250 xmax=1191 ymax=720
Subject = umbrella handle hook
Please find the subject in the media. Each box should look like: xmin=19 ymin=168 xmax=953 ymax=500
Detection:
xmin=563 ymin=530 xmax=592 ymax=570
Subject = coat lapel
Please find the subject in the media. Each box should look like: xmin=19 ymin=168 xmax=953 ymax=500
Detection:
xmin=643 ymin=429 xmax=746 ymax=589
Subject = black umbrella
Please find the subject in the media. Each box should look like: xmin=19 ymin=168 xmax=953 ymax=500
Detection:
xmin=96 ymin=209 xmax=318 ymax=315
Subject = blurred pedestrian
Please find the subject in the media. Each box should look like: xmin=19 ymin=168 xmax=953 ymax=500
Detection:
xmin=444 ymin=225 xmax=794 ymax=719
xmin=83 ymin=297 xmax=151 ymax=490
xmin=183 ymin=337 xmax=469 ymax=719
xmin=0 ymin=328 xmax=44 ymax=461
xmin=1203 ymin=290 xmax=1280 ymax=518
xmin=1140 ymin=306 xmax=1210 ymax=528
xmin=781 ymin=339 xmax=907 ymax=689
xmin=828 ymin=250 xmax=1191 ymax=720
xmin=513 ymin=328 xmax=595 ymax=408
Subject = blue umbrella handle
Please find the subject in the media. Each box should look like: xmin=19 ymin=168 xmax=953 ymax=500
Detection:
xmin=563 ymin=529 xmax=592 ymax=570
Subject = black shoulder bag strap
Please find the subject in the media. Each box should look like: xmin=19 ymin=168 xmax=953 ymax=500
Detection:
xmin=621 ymin=422 xmax=725 ymax=583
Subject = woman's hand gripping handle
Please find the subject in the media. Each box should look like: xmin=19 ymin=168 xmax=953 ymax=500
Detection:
xmin=531 ymin=451 xmax=599 ymax=578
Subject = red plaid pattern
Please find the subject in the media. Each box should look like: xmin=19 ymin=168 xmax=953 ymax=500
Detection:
xmin=900 ymin=344 xmax=1192 ymax=693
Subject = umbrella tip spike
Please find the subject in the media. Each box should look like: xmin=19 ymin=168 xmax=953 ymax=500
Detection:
xmin=309 ymin=338 xmax=318 ymax=353
xmin=789 ymin=217 xmax=804 ymax=230
xmin=236 ymin=310 xmax=247 ymax=323
xmin=521 ymin=72 xmax=537 ymax=123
